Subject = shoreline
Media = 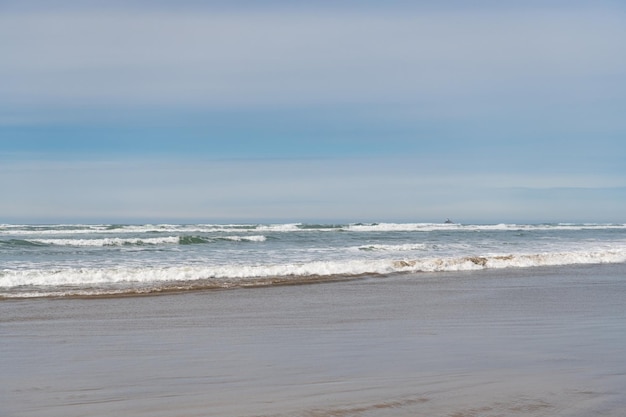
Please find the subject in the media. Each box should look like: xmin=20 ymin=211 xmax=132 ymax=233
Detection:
xmin=2 ymin=263 xmax=626 ymax=416
xmin=3 ymin=261 xmax=626 ymax=300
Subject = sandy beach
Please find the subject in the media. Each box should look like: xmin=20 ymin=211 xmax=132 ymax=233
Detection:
xmin=2 ymin=263 xmax=625 ymax=417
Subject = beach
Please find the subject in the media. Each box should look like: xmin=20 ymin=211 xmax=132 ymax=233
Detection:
xmin=2 ymin=263 xmax=625 ymax=417
xmin=4 ymin=0 xmax=626 ymax=414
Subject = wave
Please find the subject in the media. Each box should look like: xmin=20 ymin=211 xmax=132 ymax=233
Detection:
xmin=26 ymin=237 xmax=181 ymax=247
xmin=2 ymin=248 xmax=625 ymax=298
xmin=0 ymin=224 xmax=287 ymax=236
xmin=0 ymin=225 xmax=232 ymax=236
xmin=219 ymin=235 xmax=267 ymax=242
xmin=179 ymin=235 xmax=267 ymax=244
xmin=357 ymin=243 xmax=429 ymax=252
xmin=2 ymin=235 xmax=267 ymax=247
xmin=343 ymin=222 xmax=626 ymax=232
xmin=2 ymin=222 xmax=626 ymax=236
xmin=177 ymin=236 xmax=210 ymax=245
xmin=0 ymin=239 xmax=48 ymax=247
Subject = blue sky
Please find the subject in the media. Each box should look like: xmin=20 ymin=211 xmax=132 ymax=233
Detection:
xmin=1 ymin=0 xmax=625 ymax=223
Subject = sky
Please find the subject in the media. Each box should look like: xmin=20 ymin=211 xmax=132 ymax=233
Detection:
xmin=1 ymin=0 xmax=625 ymax=223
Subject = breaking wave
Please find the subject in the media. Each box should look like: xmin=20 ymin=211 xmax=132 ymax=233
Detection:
xmin=343 ymin=222 xmax=626 ymax=232
xmin=2 ymin=235 xmax=267 ymax=247
xmin=357 ymin=243 xmax=429 ymax=252
xmin=2 ymin=222 xmax=625 ymax=236
xmin=2 ymin=248 xmax=625 ymax=298
xmin=27 ymin=237 xmax=181 ymax=246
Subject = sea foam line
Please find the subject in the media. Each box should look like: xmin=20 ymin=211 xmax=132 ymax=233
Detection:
xmin=19 ymin=235 xmax=267 ymax=247
xmin=2 ymin=249 xmax=625 ymax=298
xmin=3 ymin=222 xmax=626 ymax=236
xmin=28 ymin=237 xmax=180 ymax=246
xmin=356 ymin=243 xmax=429 ymax=251
xmin=343 ymin=223 xmax=626 ymax=232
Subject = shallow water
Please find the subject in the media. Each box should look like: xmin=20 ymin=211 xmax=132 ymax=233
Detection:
xmin=2 ymin=263 xmax=626 ymax=416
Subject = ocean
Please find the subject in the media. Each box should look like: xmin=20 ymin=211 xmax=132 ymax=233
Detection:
xmin=1 ymin=222 xmax=626 ymax=298
xmin=2 ymin=222 xmax=626 ymax=416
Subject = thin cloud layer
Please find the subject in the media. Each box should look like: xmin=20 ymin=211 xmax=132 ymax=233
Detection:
xmin=2 ymin=9 xmax=624 ymax=109
xmin=1 ymin=1 xmax=625 ymax=222
xmin=1 ymin=158 xmax=624 ymax=223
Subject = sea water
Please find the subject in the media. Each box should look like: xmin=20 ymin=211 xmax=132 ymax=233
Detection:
xmin=1 ymin=222 xmax=626 ymax=298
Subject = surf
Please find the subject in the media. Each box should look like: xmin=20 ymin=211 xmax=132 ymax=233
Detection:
xmin=2 ymin=248 xmax=625 ymax=299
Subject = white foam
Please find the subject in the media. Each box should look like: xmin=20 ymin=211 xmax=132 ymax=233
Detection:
xmin=2 ymin=248 xmax=625 ymax=298
xmin=356 ymin=243 xmax=428 ymax=251
xmin=394 ymin=250 xmax=626 ymax=272
xmin=222 ymin=235 xmax=267 ymax=242
xmin=0 ymin=224 xmax=279 ymax=235
xmin=24 ymin=235 xmax=267 ymax=246
xmin=344 ymin=223 xmax=626 ymax=232
xmin=3 ymin=222 xmax=626 ymax=236
xmin=0 ymin=259 xmax=392 ymax=289
xmin=28 ymin=237 xmax=181 ymax=246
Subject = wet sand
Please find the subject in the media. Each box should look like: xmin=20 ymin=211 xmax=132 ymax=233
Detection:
xmin=2 ymin=264 xmax=626 ymax=416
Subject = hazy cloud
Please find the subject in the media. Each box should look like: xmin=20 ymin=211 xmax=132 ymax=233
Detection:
xmin=1 ymin=158 xmax=624 ymax=223
xmin=1 ymin=9 xmax=624 ymax=110
xmin=1 ymin=1 xmax=625 ymax=222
